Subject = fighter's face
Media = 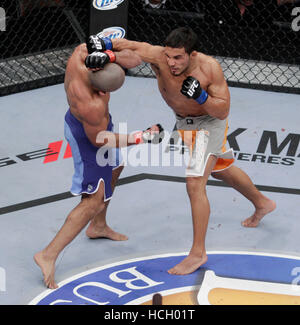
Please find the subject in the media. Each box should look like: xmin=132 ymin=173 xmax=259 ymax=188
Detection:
xmin=164 ymin=47 xmax=190 ymax=76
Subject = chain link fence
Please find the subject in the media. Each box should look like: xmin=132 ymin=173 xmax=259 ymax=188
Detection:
xmin=0 ymin=0 xmax=300 ymax=96
xmin=127 ymin=0 xmax=300 ymax=93
xmin=0 ymin=0 xmax=88 ymax=96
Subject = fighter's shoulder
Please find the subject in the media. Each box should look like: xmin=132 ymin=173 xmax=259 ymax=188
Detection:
xmin=68 ymin=43 xmax=87 ymax=64
xmin=148 ymin=45 xmax=165 ymax=69
xmin=150 ymin=45 xmax=165 ymax=55
xmin=145 ymin=44 xmax=165 ymax=62
xmin=197 ymin=53 xmax=223 ymax=78
xmin=197 ymin=52 xmax=219 ymax=69
xmin=75 ymin=43 xmax=88 ymax=54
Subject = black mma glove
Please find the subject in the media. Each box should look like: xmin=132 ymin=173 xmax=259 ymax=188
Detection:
xmin=85 ymin=50 xmax=116 ymax=69
xmin=87 ymin=35 xmax=113 ymax=54
xmin=181 ymin=76 xmax=208 ymax=105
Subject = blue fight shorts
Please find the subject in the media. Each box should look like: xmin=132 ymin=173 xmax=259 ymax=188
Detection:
xmin=64 ymin=109 xmax=123 ymax=201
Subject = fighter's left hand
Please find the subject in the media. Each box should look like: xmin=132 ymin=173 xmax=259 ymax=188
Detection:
xmin=181 ymin=76 xmax=208 ymax=105
xmin=85 ymin=50 xmax=116 ymax=70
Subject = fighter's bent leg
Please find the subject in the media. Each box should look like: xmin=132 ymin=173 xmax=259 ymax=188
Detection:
xmin=86 ymin=165 xmax=128 ymax=240
xmin=34 ymin=182 xmax=106 ymax=289
xmin=211 ymin=165 xmax=276 ymax=227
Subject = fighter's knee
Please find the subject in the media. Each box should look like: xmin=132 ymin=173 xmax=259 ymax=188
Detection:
xmin=186 ymin=177 xmax=206 ymax=196
xmin=81 ymin=195 xmax=106 ymax=217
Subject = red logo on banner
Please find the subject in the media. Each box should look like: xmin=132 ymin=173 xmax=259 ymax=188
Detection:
xmin=43 ymin=141 xmax=72 ymax=164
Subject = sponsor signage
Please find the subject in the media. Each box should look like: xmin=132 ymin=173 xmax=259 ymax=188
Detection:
xmin=1 ymin=127 xmax=299 ymax=168
xmin=89 ymin=0 xmax=129 ymax=37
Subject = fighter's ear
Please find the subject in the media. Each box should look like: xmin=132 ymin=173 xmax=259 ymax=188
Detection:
xmin=190 ymin=50 xmax=198 ymax=58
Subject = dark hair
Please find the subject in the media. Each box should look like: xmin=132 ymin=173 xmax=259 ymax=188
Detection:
xmin=164 ymin=27 xmax=198 ymax=54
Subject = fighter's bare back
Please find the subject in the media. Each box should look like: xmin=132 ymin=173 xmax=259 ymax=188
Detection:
xmin=64 ymin=44 xmax=110 ymax=136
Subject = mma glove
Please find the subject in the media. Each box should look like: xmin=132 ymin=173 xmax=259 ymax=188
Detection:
xmin=133 ymin=124 xmax=164 ymax=145
xmin=181 ymin=76 xmax=208 ymax=105
xmin=87 ymin=35 xmax=113 ymax=54
xmin=85 ymin=50 xmax=116 ymax=69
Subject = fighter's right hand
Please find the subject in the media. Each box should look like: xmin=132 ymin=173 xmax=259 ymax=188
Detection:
xmin=85 ymin=50 xmax=116 ymax=69
xmin=133 ymin=124 xmax=164 ymax=145
xmin=87 ymin=35 xmax=113 ymax=54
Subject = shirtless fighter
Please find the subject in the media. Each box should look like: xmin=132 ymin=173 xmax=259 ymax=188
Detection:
xmin=34 ymin=43 xmax=164 ymax=289
xmin=86 ymin=27 xmax=276 ymax=275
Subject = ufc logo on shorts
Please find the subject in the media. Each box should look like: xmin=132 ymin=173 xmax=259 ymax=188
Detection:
xmin=0 ymin=267 xmax=6 ymax=292
xmin=187 ymin=80 xmax=199 ymax=97
xmin=0 ymin=7 xmax=6 ymax=31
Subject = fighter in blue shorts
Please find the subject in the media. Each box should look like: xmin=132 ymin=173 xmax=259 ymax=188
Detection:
xmin=64 ymin=109 xmax=122 ymax=200
xmin=34 ymin=39 xmax=164 ymax=289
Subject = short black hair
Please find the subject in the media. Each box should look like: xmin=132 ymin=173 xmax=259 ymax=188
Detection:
xmin=164 ymin=27 xmax=198 ymax=54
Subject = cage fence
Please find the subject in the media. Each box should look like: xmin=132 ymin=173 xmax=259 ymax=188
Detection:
xmin=0 ymin=0 xmax=299 ymax=96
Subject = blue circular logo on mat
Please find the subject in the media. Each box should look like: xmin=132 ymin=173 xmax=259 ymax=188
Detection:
xmin=29 ymin=251 xmax=300 ymax=305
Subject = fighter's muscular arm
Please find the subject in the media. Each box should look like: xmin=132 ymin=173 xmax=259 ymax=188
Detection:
xmin=112 ymin=38 xmax=161 ymax=66
xmin=115 ymin=49 xmax=143 ymax=69
xmin=181 ymin=58 xmax=230 ymax=120
xmin=66 ymin=44 xmax=162 ymax=148
xmin=76 ymin=93 xmax=161 ymax=149
xmin=200 ymin=60 xmax=230 ymax=120
xmin=76 ymin=94 xmax=145 ymax=149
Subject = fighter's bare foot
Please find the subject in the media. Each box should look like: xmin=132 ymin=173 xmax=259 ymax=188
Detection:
xmin=34 ymin=251 xmax=58 ymax=289
xmin=242 ymin=199 xmax=276 ymax=228
xmin=168 ymin=253 xmax=207 ymax=275
xmin=86 ymin=223 xmax=128 ymax=241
